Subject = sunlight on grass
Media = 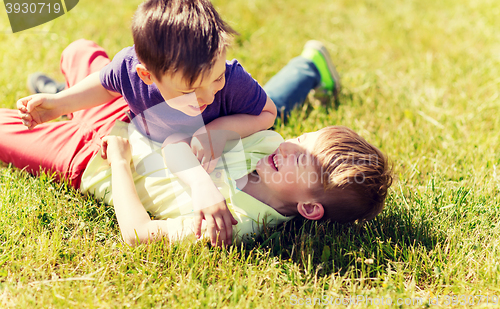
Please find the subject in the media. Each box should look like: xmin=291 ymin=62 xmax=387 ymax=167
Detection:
xmin=1 ymin=0 xmax=500 ymax=307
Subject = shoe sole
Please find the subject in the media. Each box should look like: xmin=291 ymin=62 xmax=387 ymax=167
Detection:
xmin=27 ymin=72 xmax=43 ymax=94
xmin=304 ymin=40 xmax=341 ymax=100
xmin=27 ymin=72 xmax=65 ymax=94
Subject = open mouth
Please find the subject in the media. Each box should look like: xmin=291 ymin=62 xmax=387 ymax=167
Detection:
xmin=268 ymin=153 xmax=279 ymax=171
xmin=189 ymin=104 xmax=207 ymax=112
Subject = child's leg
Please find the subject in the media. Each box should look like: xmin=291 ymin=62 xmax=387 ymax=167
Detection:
xmin=59 ymin=39 xmax=130 ymax=181
xmin=0 ymin=109 xmax=99 ymax=188
xmin=264 ymin=56 xmax=320 ymax=120
xmin=60 ymin=39 xmax=130 ymax=131
xmin=264 ymin=40 xmax=340 ymax=121
xmin=60 ymin=39 xmax=111 ymax=88
xmin=0 ymin=40 xmax=128 ymax=188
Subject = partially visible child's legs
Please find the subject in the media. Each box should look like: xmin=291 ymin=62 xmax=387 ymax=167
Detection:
xmin=263 ymin=40 xmax=341 ymax=121
xmin=0 ymin=39 xmax=129 ymax=188
xmin=0 ymin=110 xmax=87 ymax=186
xmin=61 ymin=39 xmax=129 ymax=132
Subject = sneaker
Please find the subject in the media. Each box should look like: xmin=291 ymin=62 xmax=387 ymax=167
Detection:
xmin=27 ymin=72 xmax=66 ymax=94
xmin=301 ymin=40 xmax=341 ymax=100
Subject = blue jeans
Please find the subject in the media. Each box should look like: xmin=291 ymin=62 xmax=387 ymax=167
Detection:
xmin=263 ymin=56 xmax=321 ymax=121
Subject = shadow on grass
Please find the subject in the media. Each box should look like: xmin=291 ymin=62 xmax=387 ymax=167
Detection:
xmin=240 ymin=198 xmax=445 ymax=280
xmin=0 ymin=165 xmax=118 ymax=243
xmin=1 ymin=164 xmax=443 ymax=286
xmin=274 ymin=91 xmax=339 ymax=128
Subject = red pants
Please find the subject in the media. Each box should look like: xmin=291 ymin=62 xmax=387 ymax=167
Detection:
xmin=0 ymin=39 xmax=129 ymax=188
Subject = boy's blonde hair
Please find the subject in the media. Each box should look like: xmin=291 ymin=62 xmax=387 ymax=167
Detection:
xmin=311 ymin=126 xmax=393 ymax=223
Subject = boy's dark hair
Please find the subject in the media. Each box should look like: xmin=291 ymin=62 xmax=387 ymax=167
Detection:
xmin=131 ymin=0 xmax=238 ymax=86
xmin=311 ymin=126 xmax=393 ymax=223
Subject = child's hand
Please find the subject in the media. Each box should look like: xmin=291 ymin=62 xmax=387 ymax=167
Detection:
xmin=191 ymin=182 xmax=238 ymax=247
xmin=190 ymin=130 xmax=225 ymax=174
xmin=101 ymin=136 xmax=132 ymax=166
xmin=190 ymin=129 xmax=239 ymax=174
xmin=17 ymin=94 xmax=61 ymax=130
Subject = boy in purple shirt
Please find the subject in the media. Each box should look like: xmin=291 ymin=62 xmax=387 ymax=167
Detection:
xmin=16 ymin=0 xmax=276 ymax=246
xmin=100 ymin=46 xmax=269 ymax=143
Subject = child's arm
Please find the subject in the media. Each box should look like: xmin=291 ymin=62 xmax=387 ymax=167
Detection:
xmin=101 ymin=136 xmax=172 ymax=246
xmin=206 ymin=96 xmax=276 ymax=137
xmin=17 ymin=72 xmax=120 ymax=130
xmin=162 ymin=139 xmax=238 ymax=247
xmin=102 ymin=134 xmax=237 ymax=247
xmin=191 ymin=96 xmax=277 ymax=172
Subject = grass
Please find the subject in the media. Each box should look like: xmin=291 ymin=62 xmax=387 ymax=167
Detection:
xmin=1 ymin=0 xmax=500 ymax=307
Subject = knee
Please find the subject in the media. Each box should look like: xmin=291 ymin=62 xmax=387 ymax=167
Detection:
xmin=63 ymin=39 xmax=97 ymax=56
xmin=61 ymin=39 xmax=108 ymax=66
xmin=60 ymin=39 xmax=109 ymax=76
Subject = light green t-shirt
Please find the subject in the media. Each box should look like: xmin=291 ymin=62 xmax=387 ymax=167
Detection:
xmin=80 ymin=121 xmax=294 ymax=242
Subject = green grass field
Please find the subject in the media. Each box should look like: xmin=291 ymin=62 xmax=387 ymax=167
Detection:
xmin=1 ymin=0 xmax=500 ymax=307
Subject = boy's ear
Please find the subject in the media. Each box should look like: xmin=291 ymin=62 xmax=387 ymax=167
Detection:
xmin=297 ymin=202 xmax=324 ymax=221
xmin=136 ymin=64 xmax=154 ymax=85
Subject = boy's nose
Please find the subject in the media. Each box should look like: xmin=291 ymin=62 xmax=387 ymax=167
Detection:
xmin=278 ymin=142 xmax=299 ymax=157
xmin=196 ymin=88 xmax=215 ymax=105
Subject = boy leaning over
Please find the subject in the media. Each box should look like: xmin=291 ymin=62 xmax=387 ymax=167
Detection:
xmin=17 ymin=0 xmax=276 ymax=246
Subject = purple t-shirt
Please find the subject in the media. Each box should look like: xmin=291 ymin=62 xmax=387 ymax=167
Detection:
xmin=99 ymin=46 xmax=267 ymax=142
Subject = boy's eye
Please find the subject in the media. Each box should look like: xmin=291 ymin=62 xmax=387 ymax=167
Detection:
xmin=215 ymin=74 xmax=224 ymax=82
xmin=298 ymin=153 xmax=311 ymax=166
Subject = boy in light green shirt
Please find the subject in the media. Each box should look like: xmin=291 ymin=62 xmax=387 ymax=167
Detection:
xmin=92 ymin=120 xmax=392 ymax=246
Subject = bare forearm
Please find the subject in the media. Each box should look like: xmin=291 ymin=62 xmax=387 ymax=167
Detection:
xmin=205 ymin=112 xmax=275 ymax=138
xmin=162 ymin=142 xmax=214 ymax=188
xmin=162 ymin=142 xmax=225 ymax=214
xmin=55 ymin=72 xmax=120 ymax=115
xmin=205 ymin=96 xmax=277 ymax=138
xmin=110 ymin=160 xmax=157 ymax=245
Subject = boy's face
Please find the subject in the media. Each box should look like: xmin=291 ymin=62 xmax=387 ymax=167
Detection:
xmin=137 ymin=49 xmax=227 ymax=117
xmin=255 ymin=130 xmax=324 ymax=204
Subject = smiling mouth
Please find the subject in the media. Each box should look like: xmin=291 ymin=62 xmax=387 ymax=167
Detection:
xmin=269 ymin=153 xmax=279 ymax=171
xmin=189 ymin=104 xmax=207 ymax=112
